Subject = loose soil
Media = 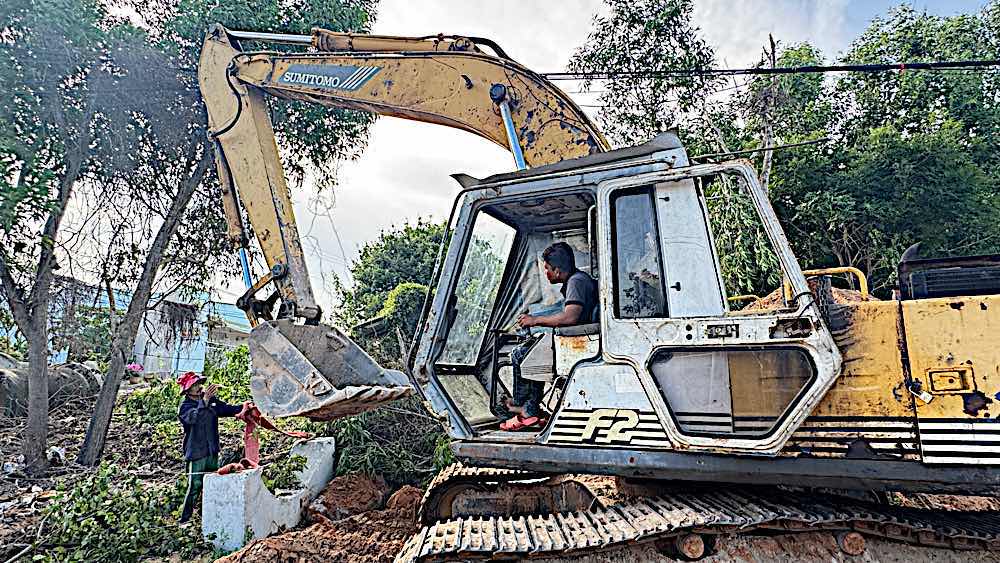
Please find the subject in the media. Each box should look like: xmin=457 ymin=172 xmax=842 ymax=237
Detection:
xmin=307 ymin=473 xmax=388 ymax=523
xmin=221 ymin=477 xmax=422 ymax=563
xmin=743 ymin=284 xmax=870 ymax=311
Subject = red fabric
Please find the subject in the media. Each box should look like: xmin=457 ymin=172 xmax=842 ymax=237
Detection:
xmin=177 ymin=371 xmax=204 ymax=391
xmin=215 ymin=402 xmax=312 ymax=475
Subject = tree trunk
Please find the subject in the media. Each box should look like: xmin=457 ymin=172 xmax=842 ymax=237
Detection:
xmin=77 ymin=151 xmax=211 ymax=465
xmin=22 ymin=319 xmax=49 ymax=471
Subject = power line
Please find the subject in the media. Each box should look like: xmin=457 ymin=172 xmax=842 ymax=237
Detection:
xmin=542 ymin=59 xmax=1000 ymax=80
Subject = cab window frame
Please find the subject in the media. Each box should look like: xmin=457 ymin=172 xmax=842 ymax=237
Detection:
xmin=609 ymin=185 xmax=669 ymax=319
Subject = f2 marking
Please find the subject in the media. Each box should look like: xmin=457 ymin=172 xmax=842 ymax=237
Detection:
xmin=579 ymin=408 xmax=640 ymax=443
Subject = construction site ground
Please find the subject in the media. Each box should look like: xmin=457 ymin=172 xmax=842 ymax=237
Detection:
xmin=4 ymin=387 xmax=1000 ymax=562
xmin=220 ymin=471 xmax=1000 ymax=563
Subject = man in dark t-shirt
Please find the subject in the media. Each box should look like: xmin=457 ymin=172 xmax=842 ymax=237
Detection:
xmin=501 ymin=242 xmax=598 ymax=431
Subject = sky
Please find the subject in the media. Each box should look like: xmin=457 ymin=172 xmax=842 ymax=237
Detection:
xmin=220 ymin=0 xmax=990 ymax=313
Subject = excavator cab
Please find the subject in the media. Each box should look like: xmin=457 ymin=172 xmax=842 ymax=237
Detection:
xmin=410 ymin=134 xmax=844 ymax=459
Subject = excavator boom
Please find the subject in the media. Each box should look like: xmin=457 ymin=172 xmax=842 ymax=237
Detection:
xmin=197 ymin=24 xmax=607 ymax=420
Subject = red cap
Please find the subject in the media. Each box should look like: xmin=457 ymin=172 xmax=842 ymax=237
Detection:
xmin=178 ymin=371 xmax=206 ymax=391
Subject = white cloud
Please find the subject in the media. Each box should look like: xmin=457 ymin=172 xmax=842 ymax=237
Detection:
xmin=692 ymin=0 xmax=851 ymax=68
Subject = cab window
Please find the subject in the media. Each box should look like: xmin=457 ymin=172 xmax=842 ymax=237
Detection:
xmin=611 ymin=187 xmax=667 ymax=318
xmin=439 ymin=212 xmax=517 ymax=365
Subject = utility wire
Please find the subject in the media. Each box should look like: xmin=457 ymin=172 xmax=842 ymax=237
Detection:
xmin=543 ymin=59 xmax=1000 ymax=80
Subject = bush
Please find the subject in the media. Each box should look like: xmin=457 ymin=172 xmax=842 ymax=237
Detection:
xmin=204 ymin=345 xmax=252 ymax=404
xmin=152 ymin=421 xmax=184 ymax=463
xmin=36 ymin=464 xmax=211 ymax=562
xmin=304 ymin=397 xmax=450 ymax=487
xmin=120 ymin=381 xmax=184 ymax=426
xmin=262 ymin=454 xmax=306 ymax=494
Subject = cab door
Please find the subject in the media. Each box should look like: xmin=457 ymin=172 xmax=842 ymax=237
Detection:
xmin=597 ymin=162 xmax=842 ymax=455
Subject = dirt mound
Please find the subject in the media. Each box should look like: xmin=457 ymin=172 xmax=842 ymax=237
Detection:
xmin=743 ymin=283 xmax=871 ymax=312
xmin=893 ymin=492 xmax=1000 ymax=511
xmin=307 ymin=474 xmax=388 ymax=523
xmin=385 ymin=485 xmax=422 ymax=520
xmin=222 ymin=485 xmax=421 ymax=563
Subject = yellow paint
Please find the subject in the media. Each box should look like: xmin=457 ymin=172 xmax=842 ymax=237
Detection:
xmin=198 ymin=25 xmax=608 ymax=322
xmin=903 ymin=295 xmax=1000 ymax=420
xmin=808 ymin=299 xmax=913 ymax=419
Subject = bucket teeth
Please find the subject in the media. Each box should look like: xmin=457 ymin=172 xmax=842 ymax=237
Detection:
xmin=248 ymin=319 xmax=412 ymax=420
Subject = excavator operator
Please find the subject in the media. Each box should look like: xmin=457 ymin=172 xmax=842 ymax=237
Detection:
xmin=502 ymin=242 xmax=598 ymax=431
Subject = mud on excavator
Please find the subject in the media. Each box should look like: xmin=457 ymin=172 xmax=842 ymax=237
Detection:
xmin=198 ymin=24 xmax=1000 ymax=561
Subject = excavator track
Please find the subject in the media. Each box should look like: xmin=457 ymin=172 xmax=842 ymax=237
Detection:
xmin=419 ymin=464 xmax=592 ymax=525
xmin=399 ymin=478 xmax=1000 ymax=562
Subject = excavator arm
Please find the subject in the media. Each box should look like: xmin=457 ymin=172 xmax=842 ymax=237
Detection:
xmin=197 ymin=24 xmax=608 ymax=420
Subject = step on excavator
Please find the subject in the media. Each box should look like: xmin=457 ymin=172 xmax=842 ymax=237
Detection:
xmin=198 ymin=24 xmax=1000 ymax=561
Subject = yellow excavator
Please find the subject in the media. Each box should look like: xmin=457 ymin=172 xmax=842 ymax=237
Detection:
xmin=198 ymin=24 xmax=1000 ymax=561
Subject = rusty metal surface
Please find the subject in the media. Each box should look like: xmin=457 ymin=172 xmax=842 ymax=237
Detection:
xmin=901 ymin=294 xmax=1000 ymax=465
xmin=396 ymin=487 xmax=1000 ymax=562
xmin=419 ymin=463 xmax=590 ymax=526
xmin=247 ymin=319 xmax=412 ymax=420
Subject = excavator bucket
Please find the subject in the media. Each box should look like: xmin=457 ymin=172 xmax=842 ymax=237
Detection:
xmin=247 ymin=319 xmax=413 ymax=420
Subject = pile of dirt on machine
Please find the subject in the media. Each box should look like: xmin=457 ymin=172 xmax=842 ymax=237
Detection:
xmin=219 ymin=474 xmax=422 ymax=563
xmin=743 ymin=284 xmax=870 ymax=311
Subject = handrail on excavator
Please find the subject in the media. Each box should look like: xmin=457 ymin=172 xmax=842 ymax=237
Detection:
xmin=783 ymin=266 xmax=871 ymax=302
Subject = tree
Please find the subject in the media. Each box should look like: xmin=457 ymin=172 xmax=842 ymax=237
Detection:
xmin=334 ymin=220 xmax=445 ymax=328
xmin=573 ymin=1 xmax=1000 ymax=297
xmin=0 ymin=0 xmax=130 ymax=471
xmin=567 ymin=0 xmax=717 ymax=147
xmin=76 ymin=0 xmax=380 ymax=465
xmin=333 ymin=220 xmax=444 ymax=369
xmin=767 ymin=5 xmax=1000 ymax=291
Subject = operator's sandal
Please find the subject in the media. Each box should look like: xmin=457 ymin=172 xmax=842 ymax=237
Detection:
xmin=500 ymin=414 xmax=547 ymax=431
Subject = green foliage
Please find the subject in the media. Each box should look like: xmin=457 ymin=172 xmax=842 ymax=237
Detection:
xmin=335 ymin=219 xmax=445 ymax=328
xmin=36 ymin=464 xmax=211 ymax=562
xmin=204 ymin=344 xmax=252 ymax=404
xmin=431 ymin=433 xmax=456 ymax=471
xmin=772 ymin=122 xmax=997 ymax=292
xmin=577 ymin=1 xmax=1000 ymax=296
xmin=140 ymin=0 xmax=379 ymax=190
xmin=305 ymin=397 xmax=447 ymax=487
xmin=705 ymin=176 xmax=782 ymax=296
xmin=262 ymin=454 xmax=307 ymax=494
xmin=354 ymin=282 xmax=429 ymax=368
xmin=568 ymin=0 xmax=718 ymax=146
xmin=152 ymin=421 xmax=185 ymax=463
xmin=121 ymin=381 xmax=185 ymax=426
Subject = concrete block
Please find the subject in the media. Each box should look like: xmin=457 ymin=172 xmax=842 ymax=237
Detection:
xmin=202 ymin=437 xmax=336 ymax=552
